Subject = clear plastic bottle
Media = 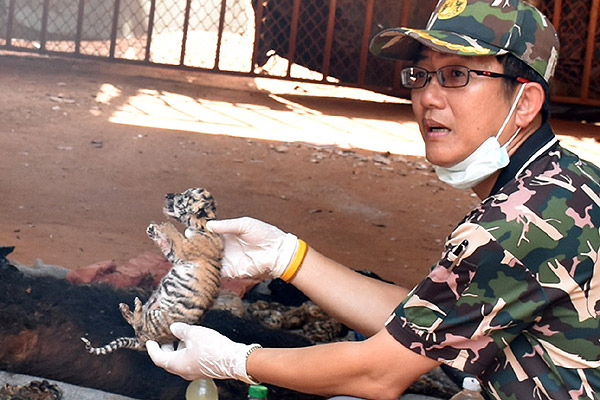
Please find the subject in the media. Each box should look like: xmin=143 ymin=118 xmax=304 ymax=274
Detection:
xmin=247 ymin=384 xmax=268 ymax=399
xmin=185 ymin=378 xmax=219 ymax=400
xmin=449 ymin=377 xmax=485 ymax=400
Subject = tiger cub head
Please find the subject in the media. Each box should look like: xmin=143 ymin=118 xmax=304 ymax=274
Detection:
xmin=164 ymin=188 xmax=217 ymax=230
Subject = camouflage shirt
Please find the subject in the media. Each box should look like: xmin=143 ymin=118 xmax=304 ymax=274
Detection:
xmin=386 ymin=123 xmax=600 ymax=399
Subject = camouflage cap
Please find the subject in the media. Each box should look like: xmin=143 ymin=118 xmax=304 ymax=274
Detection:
xmin=369 ymin=0 xmax=560 ymax=83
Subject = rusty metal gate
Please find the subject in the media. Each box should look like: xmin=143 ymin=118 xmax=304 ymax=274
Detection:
xmin=536 ymin=0 xmax=600 ymax=107
xmin=1 ymin=0 xmax=599 ymax=106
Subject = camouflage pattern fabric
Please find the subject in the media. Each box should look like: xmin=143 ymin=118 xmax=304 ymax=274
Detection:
xmin=386 ymin=130 xmax=600 ymax=399
xmin=369 ymin=0 xmax=560 ymax=83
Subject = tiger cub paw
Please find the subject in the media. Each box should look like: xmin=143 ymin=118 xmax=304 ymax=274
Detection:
xmin=146 ymin=223 xmax=161 ymax=240
xmin=119 ymin=302 xmax=134 ymax=325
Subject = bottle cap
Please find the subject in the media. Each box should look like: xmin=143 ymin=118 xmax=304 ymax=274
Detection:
xmin=462 ymin=377 xmax=481 ymax=392
xmin=248 ymin=384 xmax=268 ymax=398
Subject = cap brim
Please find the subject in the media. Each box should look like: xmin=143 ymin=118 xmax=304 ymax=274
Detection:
xmin=369 ymin=27 xmax=507 ymax=61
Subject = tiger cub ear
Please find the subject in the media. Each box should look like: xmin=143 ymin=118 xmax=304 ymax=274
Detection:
xmin=189 ymin=188 xmax=218 ymax=221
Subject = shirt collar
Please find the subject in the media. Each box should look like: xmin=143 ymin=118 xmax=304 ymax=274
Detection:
xmin=490 ymin=122 xmax=558 ymax=195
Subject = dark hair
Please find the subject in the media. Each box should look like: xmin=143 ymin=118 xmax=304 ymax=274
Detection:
xmin=498 ymin=53 xmax=551 ymax=122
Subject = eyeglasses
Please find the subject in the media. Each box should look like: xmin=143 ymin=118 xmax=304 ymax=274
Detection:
xmin=400 ymin=65 xmax=530 ymax=89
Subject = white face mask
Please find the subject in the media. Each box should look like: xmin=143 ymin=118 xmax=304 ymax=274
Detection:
xmin=433 ymin=84 xmax=526 ymax=190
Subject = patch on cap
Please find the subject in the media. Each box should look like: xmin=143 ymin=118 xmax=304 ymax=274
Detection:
xmin=437 ymin=0 xmax=468 ymax=20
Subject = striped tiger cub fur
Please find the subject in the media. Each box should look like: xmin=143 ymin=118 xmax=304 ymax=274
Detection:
xmin=82 ymin=188 xmax=224 ymax=355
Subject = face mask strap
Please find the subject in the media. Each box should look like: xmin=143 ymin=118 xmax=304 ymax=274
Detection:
xmin=495 ymin=83 xmax=527 ymax=142
xmin=503 ymin=126 xmax=522 ymax=149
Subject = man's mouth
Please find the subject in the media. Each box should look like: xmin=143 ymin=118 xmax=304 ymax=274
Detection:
xmin=430 ymin=126 xmax=450 ymax=133
xmin=424 ymin=120 xmax=451 ymax=137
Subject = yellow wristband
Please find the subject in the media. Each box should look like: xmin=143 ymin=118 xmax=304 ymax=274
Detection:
xmin=280 ymin=239 xmax=308 ymax=282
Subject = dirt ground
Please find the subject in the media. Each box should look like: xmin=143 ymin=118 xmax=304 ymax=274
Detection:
xmin=2 ymin=52 xmax=600 ymax=289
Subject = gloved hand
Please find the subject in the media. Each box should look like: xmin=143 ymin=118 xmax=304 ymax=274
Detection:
xmin=200 ymin=217 xmax=304 ymax=280
xmin=146 ymin=322 xmax=262 ymax=384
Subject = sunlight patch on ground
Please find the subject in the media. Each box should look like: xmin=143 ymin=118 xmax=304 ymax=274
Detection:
xmin=105 ymin=77 xmax=600 ymax=164
xmin=556 ymin=135 xmax=600 ymax=165
xmin=253 ymin=76 xmax=407 ymax=103
xmin=108 ymin=86 xmax=425 ymax=157
xmin=95 ymin=83 xmax=122 ymax=105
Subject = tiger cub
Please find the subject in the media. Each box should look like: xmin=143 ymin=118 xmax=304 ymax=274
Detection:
xmin=82 ymin=188 xmax=224 ymax=355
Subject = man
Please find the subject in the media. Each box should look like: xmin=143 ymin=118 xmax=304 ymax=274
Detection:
xmin=147 ymin=1 xmax=600 ymax=399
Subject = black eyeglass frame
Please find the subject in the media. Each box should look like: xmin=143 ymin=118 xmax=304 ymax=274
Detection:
xmin=400 ymin=65 xmax=531 ymax=89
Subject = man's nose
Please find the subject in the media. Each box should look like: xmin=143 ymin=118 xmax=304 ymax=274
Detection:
xmin=417 ymin=75 xmax=446 ymax=109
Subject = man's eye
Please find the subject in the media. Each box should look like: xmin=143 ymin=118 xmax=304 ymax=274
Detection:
xmin=449 ymin=68 xmax=466 ymax=78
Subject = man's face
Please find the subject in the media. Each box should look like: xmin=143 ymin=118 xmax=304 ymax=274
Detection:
xmin=411 ymin=49 xmax=514 ymax=168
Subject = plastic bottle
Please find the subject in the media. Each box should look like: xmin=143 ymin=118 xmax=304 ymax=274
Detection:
xmin=247 ymin=384 xmax=268 ymax=399
xmin=449 ymin=377 xmax=485 ymax=400
xmin=185 ymin=378 xmax=219 ymax=400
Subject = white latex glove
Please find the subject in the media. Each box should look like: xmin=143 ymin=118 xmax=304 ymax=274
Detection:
xmin=199 ymin=217 xmax=299 ymax=279
xmin=146 ymin=322 xmax=262 ymax=384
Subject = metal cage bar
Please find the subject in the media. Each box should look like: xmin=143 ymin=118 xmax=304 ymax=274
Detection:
xmin=358 ymin=0 xmax=375 ymax=86
xmin=40 ymin=0 xmax=50 ymax=52
xmin=75 ymin=0 xmax=85 ymax=54
xmin=6 ymin=0 xmax=15 ymax=45
xmin=145 ymin=0 xmax=156 ymax=62
xmin=250 ymin=0 xmax=264 ymax=71
xmin=320 ymin=0 xmax=337 ymax=80
xmin=214 ymin=0 xmax=228 ymax=70
xmin=180 ymin=0 xmax=192 ymax=66
xmin=109 ymin=0 xmax=121 ymax=59
xmin=285 ymin=0 xmax=301 ymax=78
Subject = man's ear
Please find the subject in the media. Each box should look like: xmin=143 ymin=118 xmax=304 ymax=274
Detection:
xmin=515 ymin=82 xmax=545 ymax=127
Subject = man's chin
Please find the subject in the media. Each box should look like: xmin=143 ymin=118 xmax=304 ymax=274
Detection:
xmin=425 ymin=154 xmax=456 ymax=169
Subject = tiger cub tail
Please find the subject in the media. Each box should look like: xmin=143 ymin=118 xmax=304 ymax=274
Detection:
xmin=81 ymin=336 xmax=142 ymax=355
